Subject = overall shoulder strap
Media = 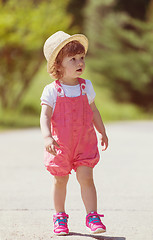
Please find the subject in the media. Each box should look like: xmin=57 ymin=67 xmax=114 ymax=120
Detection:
xmin=78 ymin=78 xmax=86 ymax=85
xmin=78 ymin=78 xmax=86 ymax=95
xmin=54 ymin=80 xmax=65 ymax=97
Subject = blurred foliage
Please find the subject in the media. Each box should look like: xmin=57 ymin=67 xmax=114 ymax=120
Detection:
xmin=67 ymin=0 xmax=87 ymax=31
xmin=0 ymin=0 xmax=71 ymax=109
xmin=116 ymin=0 xmax=151 ymax=20
xmin=84 ymin=0 xmax=153 ymax=111
xmin=147 ymin=0 xmax=153 ymax=22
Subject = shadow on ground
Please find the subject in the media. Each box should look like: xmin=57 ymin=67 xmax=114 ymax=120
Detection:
xmin=66 ymin=232 xmax=126 ymax=240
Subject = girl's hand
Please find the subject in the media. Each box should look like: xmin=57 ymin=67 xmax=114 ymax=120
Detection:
xmin=44 ymin=137 xmax=60 ymax=155
xmin=100 ymin=132 xmax=108 ymax=151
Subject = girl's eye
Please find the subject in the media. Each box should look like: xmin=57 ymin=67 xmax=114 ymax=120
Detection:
xmin=72 ymin=57 xmax=75 ymax=61
xmin=81 ymin=56 xmax=84 ymax=60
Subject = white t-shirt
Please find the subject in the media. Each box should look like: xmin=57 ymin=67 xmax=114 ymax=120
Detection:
xmin=40 ymin=79 xmax=96 ymax=112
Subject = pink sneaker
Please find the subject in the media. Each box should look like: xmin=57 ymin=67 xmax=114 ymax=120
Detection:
xmin=53 ymin=212 xmax=69 ymax=235
xmin=86 ymin=212 xmax=106 ymax=234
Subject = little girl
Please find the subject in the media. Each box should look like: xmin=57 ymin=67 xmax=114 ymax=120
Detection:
xmin=40 ymin=31 xmax=108 ymax=235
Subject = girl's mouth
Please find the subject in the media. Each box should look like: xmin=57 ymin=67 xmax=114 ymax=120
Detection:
xmin=76 ymin=68 xmax=82 ymax=72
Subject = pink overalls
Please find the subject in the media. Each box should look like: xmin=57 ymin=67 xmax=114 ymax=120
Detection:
xmin=44 ymin=78 xmax=100 ymax=176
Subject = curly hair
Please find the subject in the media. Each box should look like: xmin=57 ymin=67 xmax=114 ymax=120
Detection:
xmin=50 ymin=40 xmax=85 ymax=79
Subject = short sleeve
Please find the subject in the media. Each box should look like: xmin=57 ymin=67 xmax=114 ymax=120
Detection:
xmin=85 ymin=80 xmax=96 ymax=104
xmin=40 ymin=83 xmax=56 ymax=108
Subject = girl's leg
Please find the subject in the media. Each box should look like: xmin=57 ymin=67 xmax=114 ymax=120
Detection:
xmin=53 ymin=175 xmax=69 ymax=213
xmin=76 ymin=166 xmax=97 ymax=214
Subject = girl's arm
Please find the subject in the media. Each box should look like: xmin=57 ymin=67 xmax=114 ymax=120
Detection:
xmin=40 ymin=104 xmax=60 ymax=155
xmin=90 ymin=101 xmax=108 ymax=151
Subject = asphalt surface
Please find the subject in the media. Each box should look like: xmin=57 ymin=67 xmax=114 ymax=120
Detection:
xmin=0 ymin=121 xmax=153 ymax=240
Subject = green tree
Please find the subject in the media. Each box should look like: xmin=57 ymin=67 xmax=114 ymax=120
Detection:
xmin=146 ymin=0 xmax=153 ymax=22
xmin=84 ymin=0 xmax=153 ymax=110
xmin=67 ymin=0 xmax=87 ymax=31
xmin=0 ymin=0 xmax=71 ymax=109
xmin=116 ymin=0 xmax=151 ymax=20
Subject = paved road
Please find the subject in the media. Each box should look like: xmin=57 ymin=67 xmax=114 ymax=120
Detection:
xmin=0 ymin=121 xmax=153 ymax=240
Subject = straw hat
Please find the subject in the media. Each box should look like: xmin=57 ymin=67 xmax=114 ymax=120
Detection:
xmin=43 ymin=31 xmax=88 ymax=75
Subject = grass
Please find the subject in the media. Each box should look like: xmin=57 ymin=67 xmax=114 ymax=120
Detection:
xmin=0 ymin=109 xmax=39 ymax=130
xmin=93 ymin=82 xmax=149 ymax=122
xmin=0 ymin=62 xmax=152 ymax=130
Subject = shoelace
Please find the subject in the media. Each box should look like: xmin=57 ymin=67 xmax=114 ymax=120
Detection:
xmin=87 ymin=213 xmax=104 ymax=224
xmin=55 ymin=217 xmax=67 ymax=226
xmin=88 ymin=216 xmax=101 ymax=224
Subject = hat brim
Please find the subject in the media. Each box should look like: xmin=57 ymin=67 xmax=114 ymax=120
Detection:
xmin=47 ymin=34 xmax=88 ymax=77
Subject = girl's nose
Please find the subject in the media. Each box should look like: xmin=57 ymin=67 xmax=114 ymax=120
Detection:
xmin=78 ymin=60 xmax=84 ymax=66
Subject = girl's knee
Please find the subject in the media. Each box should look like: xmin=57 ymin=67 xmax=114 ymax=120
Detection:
xmin=54 ymin=175 xmax=69 ymax=186
xmin=76 ymin=166 xmax=94 ymax=186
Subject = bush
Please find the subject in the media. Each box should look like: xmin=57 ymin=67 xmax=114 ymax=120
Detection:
xmin=0 ymin=0 xmax=72 ymax=109
xmin=84 ymin=0 xmax=153 ymax=110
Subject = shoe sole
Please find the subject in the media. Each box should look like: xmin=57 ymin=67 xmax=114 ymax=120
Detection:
xmin=87 ymin=227 xmax=106 ymax=234
xmin=54 ymin=232 xmax=69 ymax=236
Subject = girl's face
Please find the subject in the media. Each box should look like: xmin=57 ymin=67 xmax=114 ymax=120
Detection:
xmin=61 ymin=53 xmax=85 ymax=82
